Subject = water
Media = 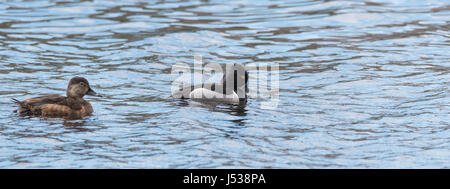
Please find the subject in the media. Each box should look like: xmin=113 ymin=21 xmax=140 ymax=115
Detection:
xmin=0 ymin=0 xmax=449 ymax=168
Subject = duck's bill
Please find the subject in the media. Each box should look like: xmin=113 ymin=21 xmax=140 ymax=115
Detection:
xmin=87 ymin=88 xmax=103 ymax=97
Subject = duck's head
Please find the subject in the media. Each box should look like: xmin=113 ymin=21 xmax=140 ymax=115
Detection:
xmin=66 ymin=77 xmax=102 ymax=98
xmin=222 ymin=64 xmax=249 ymax=99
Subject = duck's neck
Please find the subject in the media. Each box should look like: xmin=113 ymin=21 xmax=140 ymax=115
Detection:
xmin=65 ymin=96 xmax=84 ymax=110
xmin=67 ymin=96 xmax=84 ymax=103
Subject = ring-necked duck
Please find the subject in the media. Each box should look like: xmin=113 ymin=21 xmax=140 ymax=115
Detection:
xmin=12 ymin=77 xmax=102 ymax=118
xmin=173 ymin=64 xmax=249 ymax=104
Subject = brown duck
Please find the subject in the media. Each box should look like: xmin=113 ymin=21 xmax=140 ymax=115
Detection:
xmin=12 ymin=77 xmax=102 ymax=118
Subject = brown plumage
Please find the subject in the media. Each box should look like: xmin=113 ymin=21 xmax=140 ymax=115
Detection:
xmin=12 ymin=77 xmax=102 ymax=118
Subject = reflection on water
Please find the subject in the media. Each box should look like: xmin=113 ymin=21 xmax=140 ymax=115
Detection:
xmin=0 ymin=0 xmax=449 ymax=168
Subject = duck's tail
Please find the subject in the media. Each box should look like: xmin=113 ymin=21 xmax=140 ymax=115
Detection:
xmin=11 ymin=98 xmax=23 ymax=105
xmin=11 ymin=98 xmax=25 ymax=113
